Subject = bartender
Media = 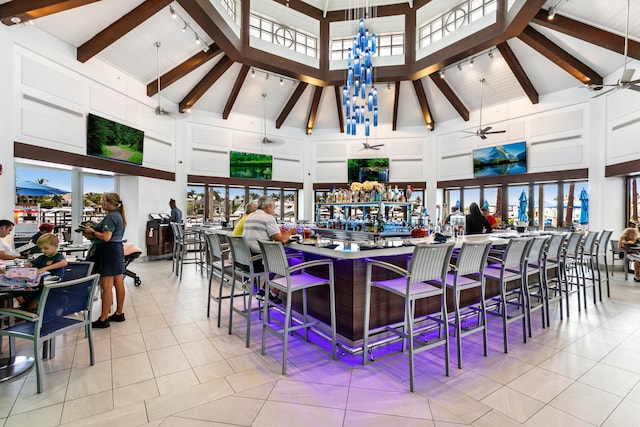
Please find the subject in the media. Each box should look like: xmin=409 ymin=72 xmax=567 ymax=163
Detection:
xmin=0 ymin=220 xmax=21 ymax=260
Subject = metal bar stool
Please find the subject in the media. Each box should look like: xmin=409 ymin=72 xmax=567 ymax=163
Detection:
xmin=226 ymin=236 xmax=265 ymax=348
xmin=258 ymin=240 xmax=337 ymax=375
xmin=596 ymin=230 xmax=613 ymax=299
xmin=524 ymin=235 xmax=551 ymax=337
xmin=363 ymin=242 xmax=455 ymax=392
xmin=444 ymin=241 xmax=492 ymax=369
xmin=561 ymin=232 xmax=584 ymax=316
xmin=203 ymin=231 xmax=231 ymax=327
xmin=541 ymin=233 xmax=567 ymax=326
xmin=577 ymin=231 xmax=599 ymax=310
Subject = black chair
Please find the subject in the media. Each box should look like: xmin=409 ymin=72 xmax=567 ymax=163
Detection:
xmin=63 ymin=261 xmax=95 ymax=281
xmin=0 ymin=274 xmax=100 ymax=393
xmin=203 ymin=231 xmax=232 ymax=326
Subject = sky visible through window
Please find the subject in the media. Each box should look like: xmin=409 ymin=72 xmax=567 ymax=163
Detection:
xmin=17 ymin=168 xmax=114 ymax=193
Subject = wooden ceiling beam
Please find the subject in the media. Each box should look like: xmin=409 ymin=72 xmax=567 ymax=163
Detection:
xmin=147 ymin=44 xmax=222 ymax=97
xmin=518 ymin=26 xmax=603 ymax=86
xmin=179 ymin=55 xmax=234 ymax=113
xmin=429 ymin=74 xmax=469 ymax=121
xmin=392 ymin=81 xmax=401 ymax=131
xmin=334 ymin=86 xmax=345 ymax=134
xmin=306 ymin=86 xmax=324 ymax=135
xmin=0 ymin=0 xmax=99 ymax=26
xmin=77 ymin=0 xmax=172 ymax=63
xmin=275 ymin=82 xmax=309 ymax=129
xmin=531 ymin=9 xmax=640 ymax=61
xmin=222 ymin=64 xmax=250 ymax=120
xmin=496 ymin=42 xmax=539 ymax=104
xmin=412 ymin=80 xmax=434 ymax=130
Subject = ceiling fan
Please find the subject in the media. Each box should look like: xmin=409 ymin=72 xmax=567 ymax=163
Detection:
xmin=588 ymin=0 xmax=640 ymax=97
xmin=461 ymin=78 xmax=506 ymax=140
xmin=154 ymin=42 xmax=170 ymax=116
xmin=260 ymin=93 xmax=284 ymax=144
xmin=360 ymin=142 xmax=384 ymax=150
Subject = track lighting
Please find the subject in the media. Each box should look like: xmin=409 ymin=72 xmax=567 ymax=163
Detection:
xmin=266 ymin=73 xmax=270 ymax=80
xmin=170 ymin=6 xmax=177 ymax=19
xmin=488 ymin=50 xmax=493 ymax=59
xmin=548 ymin=6 xmax=556 ymax=20
xmin=457 ymin=63 xmax=462 ymax=71
xmin=469 ymin=58 xmax=474 ymax=67
xmin=195 ymin=34 xmax=201 ymax=45
xmin=280 ymin=78 xmax=284 ymax=85
xmin=439 ymin=69 xmax=445 ymax=79
xmin=250 ymin=68 xmax=298 ymax=86
xmin=169 ymin=6 xmax=208 ymax=53
xmin=251 ymin=69 xmax=255 ymax=77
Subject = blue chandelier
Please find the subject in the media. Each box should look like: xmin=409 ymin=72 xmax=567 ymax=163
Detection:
xmin=342 ymin=18 xmax=377 ymax=136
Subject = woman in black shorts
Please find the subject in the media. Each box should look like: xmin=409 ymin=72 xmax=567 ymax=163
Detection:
xmin=84 ymin=192 xmax=127 ymax=328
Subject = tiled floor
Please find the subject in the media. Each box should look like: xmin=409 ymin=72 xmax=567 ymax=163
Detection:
xmin=2 ymin=260 xmax=640 ymax=426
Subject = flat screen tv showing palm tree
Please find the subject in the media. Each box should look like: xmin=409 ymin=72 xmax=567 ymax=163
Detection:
xmin=472 ymin=141 xmax=526 ymax=177
xmin=87 ymin=113 xmax=144 ymax=165
xmin=348 ymin=158 xmax=390 ymax=183
xmin=230 ymin=151 xmax=273 ymax=180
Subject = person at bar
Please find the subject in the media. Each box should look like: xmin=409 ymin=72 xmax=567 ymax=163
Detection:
xmin=619 ymin=227 xmax=640 ymax=282
xmin=233 ymin=202 xmax=257 ymax=236
xmin=443 ymin=206 xmax=459 ymax=225
xmin=480 ymin=207 xmax=499 ymax=229
xmin=0 ymin=220 xmax=21 ymax=260
xmin=465 ymin=203 xmax=492 ymax=235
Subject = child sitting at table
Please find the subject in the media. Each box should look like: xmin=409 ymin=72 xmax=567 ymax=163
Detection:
xmin=19 ymin=233 xmax=68 ymax=311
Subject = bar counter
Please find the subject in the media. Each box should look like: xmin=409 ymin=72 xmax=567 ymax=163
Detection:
xmin=286 ymin=234 xmax=511 ymax=347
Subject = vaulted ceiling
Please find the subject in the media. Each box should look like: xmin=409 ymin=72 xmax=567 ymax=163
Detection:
xmin=2 ymin=0 xmax=639 ymax=135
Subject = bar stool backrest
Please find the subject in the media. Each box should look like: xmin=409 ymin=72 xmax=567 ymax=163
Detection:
xmin=204 ymin=231 xmax=225 ymax=259
xmin=528 ymin=236 xmax=550 ymax=265
xmin=170 ymin=222 xmax=184 ymax=241
xmin=565 ymin=232 xmax=584 ymax=257
xmin=226 ymin=235 xmax=256 ymax=273
xmin=598 ymin=229 xmax=613 ymax=255
xmin=582 ymin=231 xmax=598 ymax=255
xmin=259 ymin=240 xmax=290 ymax=277
xmin=502 ymin=238 xmax=532 ymax=270
xmin=456 ymin=241 xmax=492 ymax=276
xmin=546 ymin=233 xmax=567 ymax=261
xmin=408 ymin=242 xmax=455 ymax=282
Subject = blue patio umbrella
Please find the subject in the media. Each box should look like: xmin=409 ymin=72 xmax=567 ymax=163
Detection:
xmin=483 ymin=200 xmax=490 ymax=210
xmin=579 ymin=188 xmax=589 ymax=224
xmin=518 ymin=190 xmax=528 ymax=222
xmin=16 ymin=178 xmax=69 ymax=196
xmin=455 ymin=200 xmax=460 ymax=209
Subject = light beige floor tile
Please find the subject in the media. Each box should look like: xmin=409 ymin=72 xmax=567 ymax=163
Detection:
xmin=145 ymin=377 xmax=235 ymax=421
xmin=602 ymin=399 xmax=640 ymax=427
xmin=72 ymin=337 xmax=112 ymax=367
xmin=252 ymin=400 xmax=345 ymax=427
xmin=60 ymin=389 xmax=113 ymax=424
xmin=180 ymin=338 xmax=224 ymax=367
xmin=346 ymin=386 xmax=432 ymax=419
xmin=209 ymin=333 xmax=254 ymax=358
xmin=113 ymin=378 xmax=159 ymax=408
xmin=0 ymin=376 xmax=25 ymax=418
xmin=601 ymin=347 xmax=640 ymax=375
xmin=472 ymin=356 xmax=535 ymax=385
xmin=110 ymin=333 xmax=146 ymax=358
xmin=578 ymin=363 xmax=640 ymax=397
xmin=481 ymin=387 xmax=544 ymax=423
xmin=41 ymin=345 xmax=76 ymax=373
xmin=562 ymin=336 xmax=616 ymax=361
xmin=269 ymin=379 xmax=349 ymax=409
xmin=4 ymin=403 xmax=63 ymax=427
xmin=344 ymin=410 xmax=437 ymax=427
xmin=137 ymin=314 xmax=169 ymax=332
xmin=523 ymin=405 xmax=594 ymax=427
xmin=192 ymin=360 xmax=235 ymax=383
xmin=507 ymin=366 xmax=574 ymax=403
xmin=234 ymin=381 xmax=277 ymax=400
xmin=142 ymin=327 xmax=178 ymax=350
xmin=60 ymin=401 xmax=148 ymax=427
xmin=286 ymin=364 xmax=353 ymax=387
xmin=177 ymin=395 xmax=263 ymax=425
xmin=11 ymin=369 xmax=70 ymax=414
xmin=506 ymin=341 xmax=559 ymax=366
xmin=111 ymin=352 xmax=154 ymax=388
xmin=171 ymin=323 xmax=207 ymax=344
xmin=226 ymin=351 xmax=268 ymax=373
xmin=162 ymin=310 xmax=194 ymax=327
xmin=66 ymin=359 xmax=112 ymax=400
xmin=107 ymin=319 xmax=142 ymax=337
xmin=538 ymin=351 xmax=597 ymax=379
xmin=472 ymin=409 xmax=524 ymax=427
xmin=152 ymin=416 xmax=229 ymax=426
xmin=549 ymin=381 xmax=621 ymax=425
xmin=147 ymin=345 xmax=191 ymax=377
xmin=155 ymin=368 xmax=199 ymax=395
xmin=225 ymin=362 xmax=287 ymax=393
xmin=349 ymin=366 xmax=406 ymax=391
xmin=445 ymin=370 xmax=503 ymax=400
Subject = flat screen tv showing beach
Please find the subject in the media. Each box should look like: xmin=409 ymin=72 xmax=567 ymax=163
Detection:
xmin=348 ymin=158 xmax=390 ymax=183
xmin=87 ymin=113 xmax=144 ymax=165
xmin=229 ymin=151 xmax=273 ymax=180
xmin=472 ymin=141 xmax=527 ymax=177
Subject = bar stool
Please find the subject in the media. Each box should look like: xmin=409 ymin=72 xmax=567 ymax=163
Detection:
xmin=258 ymin=240 xmax=337 ymax=375
xmin=561 ymin=232 xmax=584 ymax=316
xmin=203 ymin=231 xmax=231 ymax=326
xmin=170 ymin=222 xmax=205 ymax=280
xmin=577 ymin=231 xmax=598 ymax=310
xmin=484 ymin=237 xmax=532 ymax=354
xmin=363 ymin=242 xmax=455 ymax=392
xmin=596 ymin=229 xmax=613 ymax=299
xmin=541 ymin=233 xmax=567 ymax=326
xmin=524 ymin=235 xmax=550 ymax=336
xmin=444 ymin=241 xmax=492 ymax=369
xmin=226 ymin=236 xmax=264 ymax=348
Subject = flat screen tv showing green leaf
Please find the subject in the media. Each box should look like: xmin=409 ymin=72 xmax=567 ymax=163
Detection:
xmin=230 ymin=151 xmax=273 ymax=180
xmin=86 ymin=113 xmax=144 ymax=165
xmin=348 ymin=158 xmax=389 ymax=183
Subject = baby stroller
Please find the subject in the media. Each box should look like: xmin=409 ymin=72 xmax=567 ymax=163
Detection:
xmin=123 ymin=242 xmax=142 ymax=286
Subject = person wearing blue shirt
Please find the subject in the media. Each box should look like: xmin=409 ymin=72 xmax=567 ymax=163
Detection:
xmin=169 ymin=199 xmax=183 ymax=224
xmin=83 ymin=192 xmax=127 ymax=328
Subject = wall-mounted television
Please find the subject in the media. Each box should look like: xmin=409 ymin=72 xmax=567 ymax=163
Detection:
xmin=87 ymin=113 xmax=144 ymax=165
xmin=230 ymin=151 xmax=273 ymax=180
xmin=348 ymin=158 xmax=390 ymax=183
xmin=472 ymin=141 xmax=527 ymax=177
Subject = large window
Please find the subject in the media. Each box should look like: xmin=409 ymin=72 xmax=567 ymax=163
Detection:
xmin=628 ymin=176 xmax=640 ymax=227
xmin=331 ymin=33 xmax=404 ymax=61
xmin=187 ymin=185 xmax=205 ymax=224
xmin=249 ymin=13 xmax=317 ymax=58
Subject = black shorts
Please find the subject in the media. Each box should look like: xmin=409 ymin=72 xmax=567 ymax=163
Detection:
xmin=95 ymin=241 xmax=125 ymax=277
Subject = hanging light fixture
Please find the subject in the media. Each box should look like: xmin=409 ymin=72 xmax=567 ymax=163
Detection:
xmin=342 ymin=16 xmax=378 ymax=137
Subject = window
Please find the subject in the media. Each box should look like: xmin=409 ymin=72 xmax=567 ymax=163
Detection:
xmin=249 ymin=13 xmax=317 ymax=58
xmin=628 ymin=176 xmax=640 ymax=227
xmin=229 ymin=187 xmax=246 ymax=224
xmin=187 ymin=185 xmax=205 ymax=224
xmin=419 ymin=0 xmax=497 ymax=48
xmin=331 ymin=33 xmax=404 ymax=61
xmin=220 ymin=0 xmax=236 ymax=20
xmin=207 ymin=186 xmax=226 ymax=224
